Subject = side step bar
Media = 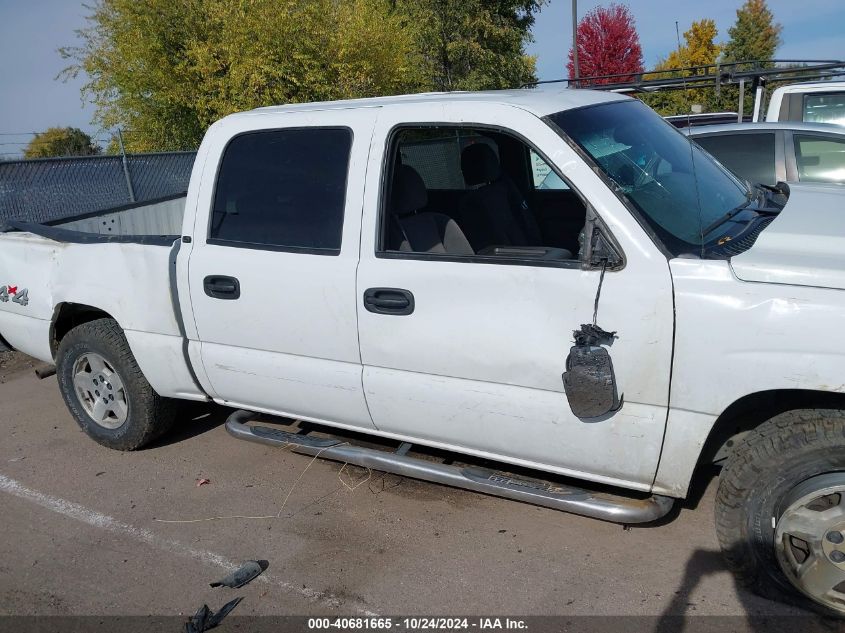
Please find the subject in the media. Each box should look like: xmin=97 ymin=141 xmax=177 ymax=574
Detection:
xmin=225 ymin=410 xmax=675 ymax=524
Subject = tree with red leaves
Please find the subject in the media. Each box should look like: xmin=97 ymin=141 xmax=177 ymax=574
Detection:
xmin=567 ymin=4 xmax=643 ymax=85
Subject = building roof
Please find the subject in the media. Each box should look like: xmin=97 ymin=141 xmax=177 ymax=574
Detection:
xmin=234 ymin=86 xmax=630 ymax=119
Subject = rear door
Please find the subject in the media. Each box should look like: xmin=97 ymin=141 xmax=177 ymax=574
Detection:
xmin=355 ymin=103 xmax=675 ymax=491
xmin=185 ymin=109 xmax=377 ymax=429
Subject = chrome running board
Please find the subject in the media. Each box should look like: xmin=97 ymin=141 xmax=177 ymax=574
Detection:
xmin=225 ymin=410 xmax=674 ymax=524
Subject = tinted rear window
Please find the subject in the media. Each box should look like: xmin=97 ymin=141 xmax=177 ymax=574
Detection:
xmin=693 ymin=133 xmax=777 ymax=186
xmin=210 ymin=128 xmax=352 ymax=252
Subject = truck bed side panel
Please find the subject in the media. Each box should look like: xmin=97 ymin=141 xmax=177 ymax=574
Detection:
xmin=0 ymin=232 xmax=204 ymax=399
xmin=0 ymin=233 xmax=59 ymax=359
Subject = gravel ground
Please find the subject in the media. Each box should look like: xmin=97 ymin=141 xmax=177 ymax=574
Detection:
xmin=0 ymin=350 xmax=36 ymax=384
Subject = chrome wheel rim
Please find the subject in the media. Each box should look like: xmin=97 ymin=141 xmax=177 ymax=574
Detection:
xmin=775 ymin=472 xmax=845 ymax=614
xmin=72 ymin=353 xmax=129 ymax=429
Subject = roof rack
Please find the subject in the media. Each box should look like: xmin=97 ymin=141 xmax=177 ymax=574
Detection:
xmin=524 ymin=59 xmax=845 ymax=91
xmin=524 ymin=60 xmax=845 ymax=122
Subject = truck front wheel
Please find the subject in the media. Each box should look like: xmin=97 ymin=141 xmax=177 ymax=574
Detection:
xmin=56 ymin=318 xmax=176 ymax=450
xmin=716 ymin=409 xmax=845 ymax=617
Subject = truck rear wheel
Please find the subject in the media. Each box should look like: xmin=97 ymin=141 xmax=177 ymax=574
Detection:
xmin=715 ymin=409 xmax=845 ymax=617
xmin=56 ymin=318 xmax=176 ymax=450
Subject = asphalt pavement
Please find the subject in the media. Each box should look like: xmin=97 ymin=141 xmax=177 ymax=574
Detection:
xmin=0 ymin=355 xmax=810 ymax=624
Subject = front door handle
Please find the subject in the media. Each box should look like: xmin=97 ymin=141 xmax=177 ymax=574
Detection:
xmin=363 ymin=288 xmax=414 ymax=316
xmin=204 ymin=275 xmax=240 ymax=300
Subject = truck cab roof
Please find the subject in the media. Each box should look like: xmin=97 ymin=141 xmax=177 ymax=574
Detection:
xmin=225 ymin=86 xmax=630 ymax=121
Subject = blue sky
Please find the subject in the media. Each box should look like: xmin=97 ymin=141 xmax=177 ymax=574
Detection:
xmin=527 ymin=0 xmax=845 ymax=80
xmin=0 ymin=0 xmax=843 ymax=155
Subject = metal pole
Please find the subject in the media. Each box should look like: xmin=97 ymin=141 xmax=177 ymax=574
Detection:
xmin=117 ymin=128 xmax=136 ymax=203
xmin=752 ymin=78 xmax=766 ymax=122
xmin=737 ymin=79 xmax=745 ymax=123
xmin=715 ymin=63 xmax=721 ymax=99
xmin=571 ymin=0 xmax=579 ymax=87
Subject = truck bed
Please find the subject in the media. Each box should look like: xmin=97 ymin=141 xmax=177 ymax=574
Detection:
xmin=1 ymin=194 xmax=186 ymax=244
xmin=0 ymin=193 xmax=203 ymax=400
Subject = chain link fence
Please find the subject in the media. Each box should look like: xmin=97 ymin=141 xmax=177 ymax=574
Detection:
xmin=0 ymin=152 xmax=196 ymax=224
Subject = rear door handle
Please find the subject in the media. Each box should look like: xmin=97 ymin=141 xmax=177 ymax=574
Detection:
xmin=204 ymin=275 xmax=240 ymax=300
xmin=363 ymin=288 xmax=414 ymax=316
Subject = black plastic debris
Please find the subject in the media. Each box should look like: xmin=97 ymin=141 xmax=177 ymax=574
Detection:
xmin=572 ymin=323 xmax=616 ymax=347
xmin=185 ymin=597 xmax=244 ymax=633
xmin=210 ymin=560 xmax=269 ymax=589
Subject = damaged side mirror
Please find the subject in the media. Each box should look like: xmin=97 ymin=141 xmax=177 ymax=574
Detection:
xmin=588 ymin=229 xmax=622 ymax=269
xmin=579 ymin=207 xmax=623 ymax=271
xmin=563 ymin=325 xmax=621 ymax=419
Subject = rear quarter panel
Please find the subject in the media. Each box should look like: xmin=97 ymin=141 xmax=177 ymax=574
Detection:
xmin=0 ymin=232 xmax=203 ymax=399
xmin=0 ymin=233 xmax=60 ymax=359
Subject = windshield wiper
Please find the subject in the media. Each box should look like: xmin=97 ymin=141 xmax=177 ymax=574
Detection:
xmin=701 ymin=201 xmax=752 ymax=237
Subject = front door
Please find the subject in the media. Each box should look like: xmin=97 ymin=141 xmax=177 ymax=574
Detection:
xmin=355 ymin=104 xmax=674 ymax=490
xmin=186 ymin=109 xmax=376 ymax=429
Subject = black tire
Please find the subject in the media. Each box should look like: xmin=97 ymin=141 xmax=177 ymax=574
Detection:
xmin=715 ymin=409 xmax=845 ymax=617
xmin=56 ymin=318 xmax=176 ymax=450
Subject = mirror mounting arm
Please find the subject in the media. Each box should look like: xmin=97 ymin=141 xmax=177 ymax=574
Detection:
xmin=563 ymin=236 xmax=623 ymax=419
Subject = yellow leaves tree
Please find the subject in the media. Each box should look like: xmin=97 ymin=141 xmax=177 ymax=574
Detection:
xmin=642 ymin=20 xmax=722 ymax=116
xmin=24 ymin=127 xmax=101 ymax=158
xmin=60 ymin=0 xmax=542 ymax=152
xmin=61 ymin=0 xmax=424 ymax=152
xmin=664 ymin=20 xmax=722 ymax=69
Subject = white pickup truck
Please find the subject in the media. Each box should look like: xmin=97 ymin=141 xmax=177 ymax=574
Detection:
xmin=767 ymin=81 xmax=845 ymax=126
xmin=2 ymin=88 xmax=845 ymax=616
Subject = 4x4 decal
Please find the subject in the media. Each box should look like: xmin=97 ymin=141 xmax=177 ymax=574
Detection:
xmin=0 ymin=285 xmax=29 ymax=306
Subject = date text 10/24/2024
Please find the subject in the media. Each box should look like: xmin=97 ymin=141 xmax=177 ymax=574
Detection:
xmin=308 ymin=618 xmax=528 ymax=630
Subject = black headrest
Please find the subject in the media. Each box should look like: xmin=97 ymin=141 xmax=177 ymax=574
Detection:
xmin=391 ymin=165 xmax=428 ymax=217
xmin=461 ymin=143 xmax=501 ymax=186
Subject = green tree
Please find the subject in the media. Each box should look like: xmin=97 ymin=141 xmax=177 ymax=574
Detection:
xmin=398 ymin=0 xmax=542 ymax=91
xmin=61 ymin=0 xmax=542 ymax=152
xmin=722 ymin=0 xmax=782 ymax=66
xmin=23 ymin=127 xmax=101 ymax=158
xmin=717 ymin=0 xmax=783 ymax=113
xmin=642 ymin=19 xmax=722 ymax=116
xmin=62 ymin=0 xmax=425 ymax=152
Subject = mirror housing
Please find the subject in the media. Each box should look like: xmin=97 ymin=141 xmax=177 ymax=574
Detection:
xmin=589 ymin=229 xmax=622 ymax=268
xmin=581 ymin=209 xmax=623 ymax=270
xmin=562 ymin=325 xmax=621 ymax=418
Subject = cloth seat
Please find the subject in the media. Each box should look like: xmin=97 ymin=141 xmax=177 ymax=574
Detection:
xmin=458 ymin=143 xmax=543 ymax=252
xmin=389 ymin=165 xmax=474 ymax=256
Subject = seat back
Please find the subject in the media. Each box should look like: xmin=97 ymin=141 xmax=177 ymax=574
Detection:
xmin=459 ymin=144 xmax=542 ymax=251
xmin=389 ymin=165 xmax=474 ymax=256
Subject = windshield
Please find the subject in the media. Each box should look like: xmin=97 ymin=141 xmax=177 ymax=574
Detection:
xmin=547 ymin=100 xmax=750 ymax=255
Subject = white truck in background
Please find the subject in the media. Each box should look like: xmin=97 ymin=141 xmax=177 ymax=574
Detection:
xmin=2 ymin=87 xmax=845 ymax=616
xmin=767 ymin=81 xmax=845 ymax=125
